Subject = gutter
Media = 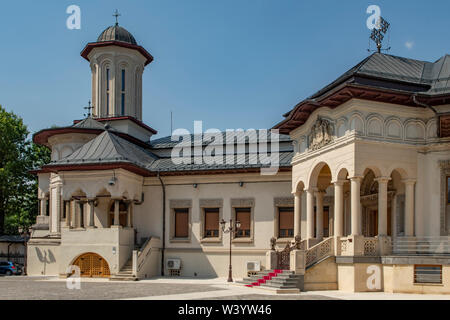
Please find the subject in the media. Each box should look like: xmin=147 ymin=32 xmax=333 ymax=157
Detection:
xmin=157 ymin=171 xmax=166 ymax=276
xmin=412 ymin=94 xmax=440 ymax=137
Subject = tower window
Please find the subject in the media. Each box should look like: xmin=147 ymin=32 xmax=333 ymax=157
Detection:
xmin=121 ymin=69 xmax=125 ymax=115
xmin=106 ymin=68 xmax=110 ymax=115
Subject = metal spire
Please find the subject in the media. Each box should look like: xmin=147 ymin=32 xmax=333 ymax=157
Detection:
xmin=83 ymin=100 xmax=93 ymax=118
xmin=113 ymin=9 xmax=121 ymax=26
xmin=369 ymin=16 xmax=391 ymax=53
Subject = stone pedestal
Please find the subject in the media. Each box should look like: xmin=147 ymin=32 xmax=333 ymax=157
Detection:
xmin=266 ymin=251 xmax=277 ymax=270
xmin=377 ymin=235 xmax=392 ymax=256
xmin=290 ymin=250 xmax=306 ymax=275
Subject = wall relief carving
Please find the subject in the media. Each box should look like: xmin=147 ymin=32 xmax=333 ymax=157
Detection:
xmin=308 ymin=118 xmax=334 ymax=151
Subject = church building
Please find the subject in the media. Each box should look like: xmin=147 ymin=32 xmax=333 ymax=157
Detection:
xmin=28 ymin=20 xmax=450 ymax=294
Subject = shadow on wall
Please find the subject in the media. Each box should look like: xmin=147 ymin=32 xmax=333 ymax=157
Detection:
xmin=35 ymin=247 xmax=56 ymax=275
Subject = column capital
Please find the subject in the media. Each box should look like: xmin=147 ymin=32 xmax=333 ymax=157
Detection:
xmin=331 ymin=179 xmax=347 ymax=186
xmin=402 ymin=179 xmax=416 ymax=185
xmin=305 ymin=188 xmax=318 ymax=194
xmin=314 ymin=190 xmax=326 ymax=197
xmin=374 ymin=177 xmax=391 ymax=183
xmin=349 ymin=176 xmax=364 ymax=182
xmin=292 ymin=190 xmax=303 ymax=196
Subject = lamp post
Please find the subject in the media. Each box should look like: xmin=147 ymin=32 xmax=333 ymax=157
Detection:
xmin=220 ymin=218 xmax=241 ymax=282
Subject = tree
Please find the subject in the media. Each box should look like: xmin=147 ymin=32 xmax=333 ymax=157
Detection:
xmin=0 ymin=105 xmax=50 ymax=235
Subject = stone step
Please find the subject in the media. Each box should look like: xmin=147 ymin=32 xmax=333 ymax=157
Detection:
xmin=109 ymin=275 xmax=138 ymax=281
xmin=260 ymin=283 xmax=300 ymax=289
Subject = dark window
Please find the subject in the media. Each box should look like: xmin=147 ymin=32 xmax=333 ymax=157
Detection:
xmin=235 ymin=208 xmax=251 ymax=238
xmin=79 ymin=202 xmax=84 ymax=228
xmin=106 ymin=68 xmax=110 ymax=115
xmin=204 ymin=208 xmax=219 ymax=238
xmin=414 ymin=265 xmax=442 ymax=284
xmin=175 ymin=208 xmax=189 ymax=238
xmin=121 ymin=69 xmax=125 ymax=91
xmin=121 ymin=93 xmax=125 ymax=115
xmin=447 ymin=177 xmax=450 ymax=204
xmin=278 ymin=207 xmax=294 ymax=238
xmin=63 ymin=201 xmax=69 ymax=219
xmin=45 ymin=199 xmax=50 ymax=216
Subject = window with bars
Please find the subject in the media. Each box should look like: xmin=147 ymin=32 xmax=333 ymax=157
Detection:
xmin=278 ymin=207 xmax=294 ymax=238
xmin=235 ymin=208 xmax=251 ymax=238
xmin=204 ymin=208 xmax=220 ymax=238
xmin=174 ymin=208 xmax=189 ymax=238
xmin=414 ymin=265 xmax=442 ymax=284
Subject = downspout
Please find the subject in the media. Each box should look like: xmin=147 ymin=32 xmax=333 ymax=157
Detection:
xmin=157 ymin=171 xmax=166 ymax=276
xmin=413 ymin=94 xmax=440 ymax=137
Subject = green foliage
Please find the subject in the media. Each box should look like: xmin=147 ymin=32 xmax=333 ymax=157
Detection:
xmin=0 ymin=105 xmax=51 ymax=235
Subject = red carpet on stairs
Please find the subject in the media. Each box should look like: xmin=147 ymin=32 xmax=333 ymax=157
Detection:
xmin=244 ymin=270 xmax=283 ymax=287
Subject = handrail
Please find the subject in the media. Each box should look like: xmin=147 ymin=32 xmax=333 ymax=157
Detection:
xmin=132 ymin=236 xmax=161 ymax=276
xmin=305 ymin=237 xmax=334 ymax=268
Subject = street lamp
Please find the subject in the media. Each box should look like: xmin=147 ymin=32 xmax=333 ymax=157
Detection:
xmin=220 ymin=218 xmax=241 ymax=282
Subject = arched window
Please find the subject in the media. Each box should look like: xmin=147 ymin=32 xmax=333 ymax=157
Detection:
xmin=121 ymin=69 xmax=126 ymax=115
xmin=106 ymin=67 xmax=110 ymax=115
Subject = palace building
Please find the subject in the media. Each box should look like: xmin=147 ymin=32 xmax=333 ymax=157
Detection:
xmin=28 ymin=21 xmax=450 ymax=294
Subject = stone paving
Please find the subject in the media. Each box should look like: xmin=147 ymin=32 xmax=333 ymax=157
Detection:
xmin=1 ymin=276 xmax=450 ymax=300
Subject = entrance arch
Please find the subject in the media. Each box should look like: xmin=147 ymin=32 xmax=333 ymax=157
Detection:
xmin=72 ymin=252 xmax=110 ymax=278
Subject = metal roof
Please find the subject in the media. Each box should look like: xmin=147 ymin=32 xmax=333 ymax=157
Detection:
xmin=72 ymin=117 xmax=106 ymax=130
xmin=97 ymin=25 xmax=137 ymax=45
xmin=45 ymin=129 xmax=293 ymax=174
xmin=48 ymin=130 xmax=158 ymax=169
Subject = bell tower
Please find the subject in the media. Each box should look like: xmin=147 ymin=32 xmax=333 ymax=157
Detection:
xmin=81 ymin=14 xmax=153 ymax=121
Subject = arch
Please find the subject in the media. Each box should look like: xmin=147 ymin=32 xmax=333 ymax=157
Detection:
xmin=426 ymin=118 xmax=438 ymax=139
xmin=336 ymin=117 xmax=348 ymax=138
xmin=387 ymin=166 xmax=410 ymax=180
xmin=295 ymin=180 xmax=305 ymax=193
xmin=404 ymin=119 xmax=426 ymax=141
xmin=308 ymin=161 xmax=332 ymax=190
xmin=336 ymin=167 xmax=350 ymax=181
xmin=71 ymin=252 xmax=110 ymax=278
xmin=385 ymin=117 xmax=403 ymax=139
xmin=349 ymin=112 xmax=365 ymax=134
xmin=366 ymin=114 xmax=384 ymax=137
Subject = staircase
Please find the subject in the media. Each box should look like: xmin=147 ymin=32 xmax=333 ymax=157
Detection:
xmin=238 ymin=270 xmax=303 ymax=291
xmin=109 ymin=258 xmax=137 ymax=281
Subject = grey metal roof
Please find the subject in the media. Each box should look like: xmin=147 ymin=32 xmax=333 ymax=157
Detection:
xmin=48 ymin=130 xmax=158 ymax=169
xmin=46 ymin=129 xmax=293 ymax=173
xmin=147 ymin=151 xmax=293 ymax=172
xmin=97 ymin=24 xmax=137 ymax=45
xmin=149 ymin=130 xmax=292 ymax=149
xmin=0 ymin=235 xmax=26 ymax=243
xmin=308 ymin=53 xmax=450 ymax=101
xmin=72 ymin=117 xmax=106 ymax=130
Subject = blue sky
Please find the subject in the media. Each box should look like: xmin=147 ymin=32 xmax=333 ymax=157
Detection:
xmin=1 ymin=0 xmax=450 ymax=138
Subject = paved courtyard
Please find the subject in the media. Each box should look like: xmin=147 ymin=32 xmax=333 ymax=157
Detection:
xmin=1 ymin=276 xmax=450 ymax=300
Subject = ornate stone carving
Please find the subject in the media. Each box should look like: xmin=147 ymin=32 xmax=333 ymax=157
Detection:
xmin=308 ymin=118 xmax=334 ymax=151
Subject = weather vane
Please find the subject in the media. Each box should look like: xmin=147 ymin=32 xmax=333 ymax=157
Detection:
xmin=83 ymin=100 xmax=93 ymax=118
xmin=113 ymin=9 xmax=121 ymax=26
xmin=369 ymin=16 xmax=391 ymax=53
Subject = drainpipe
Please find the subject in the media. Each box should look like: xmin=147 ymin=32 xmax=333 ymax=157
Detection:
xmin=157 ymin=171 xmax=166 ymax=276
xmin=412 ymin=94 xmax=440 ymax=137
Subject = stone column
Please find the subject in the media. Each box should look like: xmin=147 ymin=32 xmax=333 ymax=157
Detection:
xmin=315 ymin=190 xmax=325 ymax=240
xmin=403 ymin=179 xmax=416 ymax=237
xmin=333 ymin=180 xmax=345 ymax=237
xmin=376 ymin=177 xmax=390 ymax=236
xmin=294 ymin=191 xmax=302 ymax=237
xmin=87 ymin=199 xmax=96 ymax=228
xmin=306 ymin=189 xmax=315 ymax=240
xmin=350 ymin=176 xmax=363 ymax=236
xmin=39 ymin=198 xmax=46 ymax=216
xmin=114 ymin=199 xmax=120 ymax=227
xmin=65 ymin=201 xmax=71 ymax=227
xmin=127 ymin=201 xmax=133 ymax=228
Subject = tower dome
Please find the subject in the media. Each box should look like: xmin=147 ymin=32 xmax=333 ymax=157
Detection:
xmin=97 ymin=24 xmax=137 ymax=45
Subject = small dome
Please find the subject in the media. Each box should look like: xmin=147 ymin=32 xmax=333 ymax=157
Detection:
xmin=97 ymin=24 xmax=137 ymax=45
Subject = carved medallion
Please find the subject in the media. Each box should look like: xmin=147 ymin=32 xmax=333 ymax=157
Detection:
xmin=308 ymin=118 xmax=334 ymax=151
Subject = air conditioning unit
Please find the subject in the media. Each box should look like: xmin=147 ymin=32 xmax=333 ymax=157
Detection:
xmin=246 ymin=261 xmax=261 ymax=272
xmin=167 ymin=258 xmax=181 ymax=270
